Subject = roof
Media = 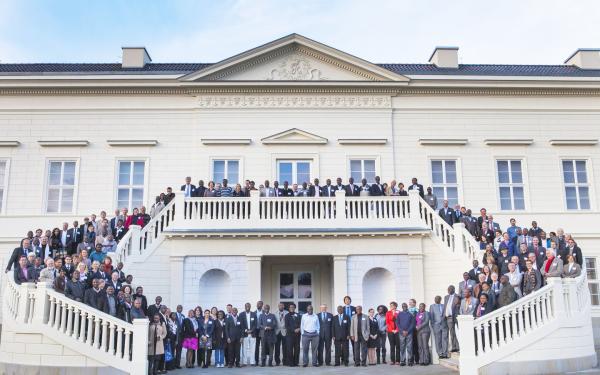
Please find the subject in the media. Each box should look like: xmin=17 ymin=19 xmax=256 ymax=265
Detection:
xmin=1 ymin=62 xmax=600 ymax=77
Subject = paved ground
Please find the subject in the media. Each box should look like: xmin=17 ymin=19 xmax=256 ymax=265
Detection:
xmin=175 ymin=364 xmax=456 ymax=374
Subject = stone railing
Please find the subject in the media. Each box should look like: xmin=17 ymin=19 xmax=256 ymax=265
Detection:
xmin=1 ymin=277 xmax=149 ymax=374
xmin=457 ymin=270 xmax=593 ymax=375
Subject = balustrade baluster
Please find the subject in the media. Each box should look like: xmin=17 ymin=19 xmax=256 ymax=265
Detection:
xmin=475 ymin=324 xmax=482 ymax=356
xmin=64 ymin=305 xmax=72 ymax=334
xmin=56 ymin=300 xmax=63 ymax=331
xmin=102 ymin=321 xmax=109 ymax=351
xmin=124 ymin=329 xmax=131 ymax=360
xmin=73 ymin=308 xmax=80 ymax=339
xmin=78 ymin=311 xmax=87 ymax=342
xmin=48 ymin=296 xmax=56 ymax=327
xmin=94 ymin=317 xmax=101 ymax=349
xmin=86 ymin=313 xmax=94 ymax=344
xmin=489 ymin=318 xmax=497 ymax=350
xmin=116 ymin=327 xmax=123 ymax=358
xmin=482 ymin=321 xmax=490 ymax=352
xmin=108 ymin=322 xmax=116 ymax=355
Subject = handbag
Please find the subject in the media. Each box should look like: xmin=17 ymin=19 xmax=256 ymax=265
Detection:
xmin=164 ymin=341 xmax=173 ymax=362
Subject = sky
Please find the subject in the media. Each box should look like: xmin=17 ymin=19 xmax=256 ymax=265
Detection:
xmin=0 ymin=0 xmax=599 ymax=65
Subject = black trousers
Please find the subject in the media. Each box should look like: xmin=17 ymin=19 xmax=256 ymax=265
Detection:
xmin=225 ymin=341 xmax=229 ymax=364
xmin=261 ymin=335 xmax=276 ymax=365
xmin=228 ymin=340 xmax=241 ymax=366
xmin=148 ymin=355 xmax=160 ymax=375
xmin=411 ymin=330 xmax=419 ymax=364
xmin=388 ymin=332 xmax=400 ymax=363
xmin=318 ymin=336 xmax=332 ymax=365
xmin=376 ymin=332 xmax=387 ymax=362
xmin=353 ymin=338 xmax=368 ymax=365
xmin=285 ymin=333 xmax=300 ymax=366
xmin=275 ymin=332 xmax=286 ymax=365
xmin=334 ymin=339 xmax=349 ymax=365
xmin=255 ymin=336 xmax=261 ymax=364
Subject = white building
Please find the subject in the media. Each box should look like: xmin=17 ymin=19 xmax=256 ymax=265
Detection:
xmin=0 ymin=34 xmax=599 ymax=374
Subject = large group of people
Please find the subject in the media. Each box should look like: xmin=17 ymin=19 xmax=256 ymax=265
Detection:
xmin=4 ymin=175 xmax=587 ymax=374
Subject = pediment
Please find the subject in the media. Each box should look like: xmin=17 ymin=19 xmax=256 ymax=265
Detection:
xmin=181 ymin=34 xmax=408 ymax=82
xmin=261 ymin=128 xmax=327 ymax=145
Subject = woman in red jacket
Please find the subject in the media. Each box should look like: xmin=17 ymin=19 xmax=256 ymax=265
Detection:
xmin=385 ymin=301 xmax=400 ymax=365
xmin=124 ymin=207 xmax=144 ymax=229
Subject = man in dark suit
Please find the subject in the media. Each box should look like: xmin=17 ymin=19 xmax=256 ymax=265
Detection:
xmin=272 ymin=181 xmax=284 ymax=197
xmin=180 ymin=176 xmax=196 ymax=197
xmin=98 ymin=285 xmax=119 ymax=317
xmin=317 ymin=305 xmax=334 ymax=366
xmin=280 ymin=181 xmax=293 ymax=196
xmin=113 ymin=220 xmax=128 ymax=241
xmin=443 ymin=286 xmax=460 ymax=353
xmin=332 ymin=305 xmax=350 ymax=366
xmin=333 ymin=178 xmax=345 ymax=194
xmin=258 ymin=304 xmax=277 ymax=367
xmin=14 ymin=256 xmax=34 ymax=284
xmin=321 ymin=179 xmax=335 ymax=197
xmin=147 ymin=296 xmax=163 ymax=321
xmin=225 ymin=308 xmax=243 ymax=368
xmin=6 ymin=238 xmax=31 ymax=273
xmin=308 ymin=178 xmax=322 ymax=197
xmin=284 ymin=303 xmax=301 ymax=367
xmin=79 ymin=217 xmax=91 ymax=242
xmin=438 ymin=200 xmax=455 ymax=226
xmin=83 ymin=279 xmax=102 ymax=309
xmin=345 ymin=177 xmax=359 ymax=197
xmin=68 ymin=221 xmax=82 ymax=254
xmin=368 ymin=176 xmax=385 ymax=196
xmin=468 ymin=260 xmax=483 ymax=281
xmin=566 ymin=238 xmax=584 ymax=266
xmin=476 ymin=208 xmax=488 ymax=229
xmin=239 ymin=302 xmax=258 ymax=366
xmin=407 ymin=177 xmax=425 ymax=198
xmin=193 ymin=180 xmax=207 ymax=197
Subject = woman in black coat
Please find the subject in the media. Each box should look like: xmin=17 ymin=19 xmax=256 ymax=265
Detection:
xmin=212 ymin=310 xmax=227 ymax=368
xmin=182 ymin=310 xmax=199 ymax=368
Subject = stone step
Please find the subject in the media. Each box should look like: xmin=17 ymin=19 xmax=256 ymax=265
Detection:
xmin=439 ymin=355 xmax=460 ymax=372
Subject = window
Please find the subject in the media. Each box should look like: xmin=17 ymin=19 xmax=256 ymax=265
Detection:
xmin=46 ymin=161 xmax=76 ymax=213
xmin=586 ymin=258 xmax=599 ymax=306
xmin=212 ymin=159 xmax=239 ymax=184
xmin=562 ymin=160 xmax=590 ymax=210
xmin=496 ymin=160 xmax=525 ymax=210
xmin=0 ymin=160 xmax=7 ymax=213
xmin=277 ymin=160 xmax=311 ymax=184
xmin=279 ymin=271 xmax=313 ymax=314
xmin=350 ymin=159 xmax=376 ymax=183
xmin=117 ymin=161 xmax=145 ymax=210
xmin=431 ymin=159 xmax=459 ymax=207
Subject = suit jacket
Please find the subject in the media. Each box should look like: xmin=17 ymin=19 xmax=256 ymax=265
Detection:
xmin=68 ymin=227 xmax=82 ymax=245
xmin=321 ymin=185 xmax=335 ymax=197
xmin=280 ymin=188 xmax=293 ymax=197
xmin=83 ymin=288 xmax=101 ymax=309
xmin=428 ymin=304 xmax=446 ymax=330
xmin=350 ymin=313 xmax=370 ymax=341
xmin=6 ymin=246 xmax=29 ymax=272
xmin=468 ymin=267 xmax=483 ymax=281
xmin=284 ymin=312 xmax=301 ymax=336
xmin=563 ymin=263 xmax=582 ymax=278
xmin=275 ymin=309 xmax=288 ymax=336
xmin=113 ymin=226 xmax=128 ymax=241
xmin=460 ymin=297 xmax=478 ymax=315
xmin=344 ymin=184 xmax=360 ymax=197
xmin=443 ymin=294 xmax=461 ymax=319
xmin=522 ymin=269 xmax=542 ymax=295
xmin=14 ymin=266 xmax=34 ymax=284
xmin=332 ymin=185 xmax=346 ymax=195
xmin=258 ymin=313 xmax=277 ymax=339
xmin=193 ymin=186 xmax=207 ymax=197
xmin=180 ymin=184 xmax=196 ymax=196
xmin=415 ymin=310 xmax=431 ymax=333
xmin=317 ymin=312 xmax=333 ymax=339
xmin=566 ymin=245 xmax=584 ymax=266
xmin=438 ymin=207 xmax=455 ymax=226
xmin=498 ymin=283 xmax=517 ymax=307
xmin=541 ymin=257 xmax=564 ymax=279
xmin=368 ymin=183 xmax=385 ymax=197
xmin=98 ymin=293 xmax=118 ymax=316
xmin=459 ymin=279 xmax=476 ymax=298
xmin=238 ymin=311 xmax=258 ymax=337
xmin=308 ymin=185 xmax=322 ymax=197
xmin=332 ymin=314 xmax=350 ymax=340
xmin=225 ymin=315 xmax=243 ymax=341
xmin=408 ymin=183 xmax=425 ymax=198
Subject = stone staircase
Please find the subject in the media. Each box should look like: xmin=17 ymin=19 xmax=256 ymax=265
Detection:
xmin=439 ymin=352 xmax=460 ymax=372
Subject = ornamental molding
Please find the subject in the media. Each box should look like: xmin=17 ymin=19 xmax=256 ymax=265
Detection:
xmin=0 ymin=141 xmax=20 ymax=147
xmin=201 ymin=139 xmax=252 ymax=145
xmin=107 ymin=140 xmax=158 ymax=146
xmin=484 ymin=138 xmax=533 ymax=146
xmin=549 ymin=139 xmax=598 ymax=146
xmin=38 ymin=140 xmax=89 ymax=147
xmin=197 ymin=95 xmax=392 ymax=108
xmin=419 ymin=138 xmax=468 ymax=145
xmin=267 ymin=53 xmax=327 ymax=81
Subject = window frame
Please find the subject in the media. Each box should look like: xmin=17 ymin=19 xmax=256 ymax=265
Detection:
xmin=347 ymin=156 xmax=380 ymax=184
xmin=0 ymin=158 xmax=10 ymax=215
xmin=44 ymin=158 xmax=79 ymax=214
xmin=114 ymin=159 xmax=148 ymax=211
xmin=585 ymin=257 xmax=599 ymax=307
xmin=560 ymin=158 xmax=592 ymax=211
xmin=494 ymin=158 xmax=528 ymax=212
xmin=209 ymin=157 xmax=243 ymax=185
xmin=428 ymin=158 xmax=461 ymax=207
xmin=276 ymin=159 xmax=313 ymax=185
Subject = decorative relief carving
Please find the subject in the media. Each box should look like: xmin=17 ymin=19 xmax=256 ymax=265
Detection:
xmin=196 ymin=95 xmax=391 ymax=108
xmin=267 ymin=55 xmax=327 ymax=81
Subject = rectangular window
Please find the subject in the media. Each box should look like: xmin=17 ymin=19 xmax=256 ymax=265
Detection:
xmin=46 ymin=160 xmax=76 ymax=213
xmin=496 ymin=160 xmax=525 ymax=210
xmin=277 ymin=160 xmax=311 ymax=184
xmin=349 ymin=159 xmax=376 ymax=183
xmin=431 ymin=159 xmax=459 ymax=207
xmin=212 ymin=159 xmax=240 ymax=184
xmin=563 ymin=160 xmax=590 ymax=210
xmin=586 ymin=257 xmax=599 ymax=306
xmin=0 ymin=160 xmax=7 ymax=213
xmin=117 ymin=160 xmax=145 ymax=210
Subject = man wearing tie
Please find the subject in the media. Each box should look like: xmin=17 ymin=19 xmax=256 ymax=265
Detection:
xmin=254 ymin=301 xmax=264 ymax=365
xmin=345 ymin=177 xmax=359 ymax=197
xmin=317 ymin=304 xmax=333 ymax=366
xmin=368 ymin=176 xmax=384 ymax=196
xmin=60 ymin=222 xmax=72 ymax=254
xmin=174 ymin=305 xmax=185 ymax=369
xmin=6 ymin=238 xmax=31 ymax=273
xmin=334 ymin=178 xmax=345 ymax=193
xmin=322 ymin=179 xmax=335 ymax=197
xmin=407 ymin=177 xmax=425 ymax=198
xmin=275 ymin=303 xmax=288 ymax=366
xmin=332 ymin=305 xmax=350 ymax=366
xmin=308 ymin=178 xmax=321 ymax=197
xmin=429 ymin=296 xmax=448 ymax=359
xmin=180 ymin=176 xmax=196 ymax=197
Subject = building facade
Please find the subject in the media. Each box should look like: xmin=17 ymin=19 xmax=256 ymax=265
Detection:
xmin=0 ymin=34 xmax=599 ymax=373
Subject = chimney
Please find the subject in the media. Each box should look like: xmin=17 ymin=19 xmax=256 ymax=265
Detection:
xmin=428 ymin=46 xmax=459 ymax=68
xmin=121 ymin=47 xmax=152 ymax=68
xmin=564 ymin=49 xmax=600 ymax=69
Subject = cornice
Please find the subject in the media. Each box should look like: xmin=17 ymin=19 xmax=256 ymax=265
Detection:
xmin=419 ymin=138 xmax=468 ymax=145
xmin=38 ymin=140 xmax=89 ymax=147
xmin=107 ymin=140 xmax=158 ymax=146
xmin=198 ymin=95 xmax=392 ymax=109
xmin=0 ymin=141 xmax=20 ymax=147
xmin=484 ymin=139 xmax=533 ymax=146
xmin=549 ymin=139 xmax=598 ymax=146
xmin=201 ymin=139 xmax=252 ymax=145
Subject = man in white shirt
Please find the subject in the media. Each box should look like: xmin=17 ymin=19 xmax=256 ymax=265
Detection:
xmin=300 ymin=305 xmax=320 ymax=367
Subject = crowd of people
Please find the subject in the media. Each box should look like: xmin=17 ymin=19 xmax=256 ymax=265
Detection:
xmin=4 ymin=175 xmax=587 ymax=374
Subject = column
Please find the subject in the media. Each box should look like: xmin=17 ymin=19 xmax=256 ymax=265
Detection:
xmin=408 ymin=253 xmax=425 ymax=303
xmin=169 ymin=256 xmax=185 ymax=308
xmin=247 ymin=256 xmax=262 ymax=304
xmin=408 ymin=189 xmax=422 ymax=226
xmin=456 ymin=315 xmax=477 ymax=375
xmin=333 ymin=255 xmax=348 ymax=307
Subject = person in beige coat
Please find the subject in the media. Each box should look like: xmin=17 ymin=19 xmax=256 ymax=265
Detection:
xmin=148 ymin=314 xmax=167 ymax=375
xmin=563 ymin=254 xmax=582 ymax=278
xmin=541 ymin=248 xmax=563 ymax=282
xmin=350 ymin=305 xmax=370 ymax=366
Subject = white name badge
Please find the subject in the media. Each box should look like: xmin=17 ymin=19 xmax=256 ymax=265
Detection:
xmin=343 ymin=320 xmax=347 ymax=323
xmin=504 ymin=260 xmax=509 ymax=263
xmin=251 ymin=318 xmax=254 ymax=321
xmin=267 ymin=319 xmax=272 ymax=323
xmin=481 ymin=307 xmax=485 ymax=311
xmin=236 ymin=322 xmax=241 ymax=325
xmin=209 ymin=321 xmax=213 ymax=325
xmin=328 ymin=318 xmax=331 ymax=322
xmin=294 ymin=314 xmax=298 ymax=317
xmin=352 ymin=311 xmax=356 ymax=315
xmin=362 ymin=317 xmax=366 ymax=321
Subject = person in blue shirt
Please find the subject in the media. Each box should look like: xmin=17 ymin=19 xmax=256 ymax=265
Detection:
xmin=89 ymin=243 xmax=106 ymax=264
xmin=396 ymin=303 xmax=415 ymax=366
xmin=506 ymin=218 xmax=521 ymax=258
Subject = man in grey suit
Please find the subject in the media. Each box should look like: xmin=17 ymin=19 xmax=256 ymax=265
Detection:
xmin=458 ymin=272 xmax=476 ymax=298
xmin=350 ymin=305 xmax=369 ymax=367
xmin=429 ymin=296 xmax=448 ymax=359
xmin=460 ymin=289 xmax=478 ymax=315
xmin=274 ymin=303 xmax=288 ymax=366
xmin=443 ymin=285 xmax=460 ymax=353
xmin=259 ymin=304 xmax=277 ymax=367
